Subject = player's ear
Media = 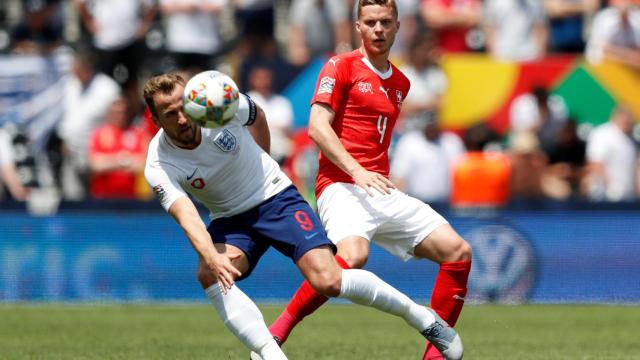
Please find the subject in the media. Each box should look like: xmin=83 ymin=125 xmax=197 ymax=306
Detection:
xmin=355 ymin=20 xmax=361 ymax=34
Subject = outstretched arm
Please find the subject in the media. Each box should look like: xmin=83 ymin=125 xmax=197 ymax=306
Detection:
xmin=168 ymin=196 xmax=241 ymax=292
xmin=308 ymin=103 xmax=394 ymax=196
xmin=248 ymin=105 xmax=270 ymax=154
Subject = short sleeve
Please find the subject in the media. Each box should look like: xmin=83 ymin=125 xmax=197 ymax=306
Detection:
xmin=145 ymin=161 xmax=188 ymax=212
xmin=311 ymin=57 xmax=349 ymax=112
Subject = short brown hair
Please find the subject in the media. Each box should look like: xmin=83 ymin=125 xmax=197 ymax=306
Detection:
xmin=143 ymin=73 xmax=185 ymax=118
xmin=357 ymin=0 xmax=398 ymax=19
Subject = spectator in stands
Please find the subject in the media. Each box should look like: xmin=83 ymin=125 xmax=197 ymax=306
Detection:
xmin=56 ymin=49 xmax=121 ymax=199
xmin=450 ymin=123 xmax=511 ymax=207
xmin=288 ymin=0 xmax=352 ymax=66
xmin=509 ymin=86 xmax=569 ymax=156
xmin=544 ymin=0 xmax=600 ymax=53
xmin=420 ymin=0 xmax=483 ymax=53
xmin=586 ymin=0 xmax=640 ymax=70
xmin=398 ymin=32 xmax=448 ymax=133
xmin=10 ymin=0 xmax=64 ymax=54
xmin=88 ymin=97 xmax=148 ymax=199
xmin=389 ymin=0 xmax=420 ymax=61
xmin=0 ymin=125 xmax=30 ymax=201
xmin=246 ymin=65 xmax=294 ymax=165
xmin=545 ymin=118 xmax=587 ymax=199
xmin=584 ymin=106 xmax=639 ymax=201
xmin=234 ymin=0 xmax=276 ymax=54
xmin=74 ymin=0 xmax=157 ymax=95
xmin=159 ymin=0 xmax=228 ymax=72
xmin=507 ymin=130 xmax=549 ymax=200
xmin=484 ymin=0 xmax=549 ymax=61
xmin=391 ymin=116 xmax=465 ymax=203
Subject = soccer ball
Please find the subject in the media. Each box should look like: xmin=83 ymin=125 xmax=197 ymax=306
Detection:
xmin=183 ymin=70 xmax=240 ymax=128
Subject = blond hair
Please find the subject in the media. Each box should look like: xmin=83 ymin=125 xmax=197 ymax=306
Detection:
xmin=143 ymin=73 xmax=185 ymax=118
xmin=357 ymin=0 xmax=398 ymax=19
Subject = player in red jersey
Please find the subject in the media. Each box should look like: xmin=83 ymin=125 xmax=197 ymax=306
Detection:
xmin=265 ymin=1 xmax=472 ymax=359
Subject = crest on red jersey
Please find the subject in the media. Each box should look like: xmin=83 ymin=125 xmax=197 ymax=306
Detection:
xmin=396 ymin=90 xmax=403 ymax=105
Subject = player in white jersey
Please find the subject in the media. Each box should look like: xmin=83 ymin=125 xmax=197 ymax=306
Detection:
xmin=142 ymin=73 xmax=463 ymax=360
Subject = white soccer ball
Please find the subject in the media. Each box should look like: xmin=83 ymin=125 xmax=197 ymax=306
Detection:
xmin=183 ymin=70 xmax=240 ymax=128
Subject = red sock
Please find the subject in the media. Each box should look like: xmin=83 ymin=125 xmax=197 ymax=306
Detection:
xmin=269 ymin=255 xmax=351 ymax=344
xmin=423 ymin=260 xmax=471 ymax=360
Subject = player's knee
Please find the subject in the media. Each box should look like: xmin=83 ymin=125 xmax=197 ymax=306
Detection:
xmin=196 ymin=268 xmax=217 ymax=288
xmin=453 ymin=239 xmax=472 ymax=262
xmin=308 ymin=271 xmax=342 ymax=297
xmin=340 ymin=253 xmax=368 ymax=269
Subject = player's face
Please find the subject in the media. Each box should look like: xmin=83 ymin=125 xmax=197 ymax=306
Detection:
xmin=153 ymin=85 xmax=200 ymax=149
xmin=356 ymin=5 xmax=399 ymax=56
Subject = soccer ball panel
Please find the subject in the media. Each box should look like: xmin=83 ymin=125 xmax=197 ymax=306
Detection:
xmin=183 ymin=70 xmax=240 ymax=128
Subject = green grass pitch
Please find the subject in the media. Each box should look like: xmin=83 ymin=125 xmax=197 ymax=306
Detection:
xmin=1 ymin=304 xmax=639 ymax=359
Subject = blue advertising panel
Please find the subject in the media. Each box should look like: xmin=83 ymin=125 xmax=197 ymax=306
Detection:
xmin=1 ymin=209 xmax=639 ymax=303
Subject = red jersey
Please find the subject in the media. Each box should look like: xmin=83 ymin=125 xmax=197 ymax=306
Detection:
xmin=422 ymin=0 xmax=480 ymax=53
xmin=311 ymin=50 xmax=410 ymax=198
xmin=89 ymin=123 xmax=147 ymax=199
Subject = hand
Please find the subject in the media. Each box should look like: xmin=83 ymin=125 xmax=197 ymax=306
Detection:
xmin=352 ymin=168 xmax=396 ymax=196
xmin=206 ymin=252 xmax=242 ymax=294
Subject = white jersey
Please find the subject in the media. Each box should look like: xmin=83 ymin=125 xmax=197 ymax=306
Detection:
xmin=145 ymin=94 xmax=292 ymax=219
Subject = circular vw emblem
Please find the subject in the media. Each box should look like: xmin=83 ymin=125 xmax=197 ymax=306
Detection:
xmin=466 ymin=224 xmax=535 ymax=304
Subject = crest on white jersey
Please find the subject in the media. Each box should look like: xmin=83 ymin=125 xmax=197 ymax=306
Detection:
xmin=213 ymin=129 xmax=237 ymax=152
xmin=318 ymin=76 xmax=336 ymax=95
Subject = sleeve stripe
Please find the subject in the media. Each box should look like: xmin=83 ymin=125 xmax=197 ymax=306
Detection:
xmin=244 ymin=94 xmax=257 ymax=126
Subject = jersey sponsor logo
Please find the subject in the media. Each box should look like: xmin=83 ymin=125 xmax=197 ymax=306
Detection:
xmin=213 ymin=129 xmax=237 ymax=152
xmin=152 ymin=185 xmax=166 ymax=202
xmin=317 ymin=76 xmax=336 ymax=95
xmin=190 ymin=178 xmax=206 ymax=189
xmin=379 ymin=86 xmax=389 ymax=99
xmin=357 ymin=81 xmax=373 ymax=94
xmin=186 ymin=169 xmax=198 ymax=180
xmin=329 ymin=58 xmax=340 ymax=66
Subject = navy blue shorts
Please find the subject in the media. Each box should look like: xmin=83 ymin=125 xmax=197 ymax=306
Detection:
xmin=207 ymin=185 xmax=336 ymax=280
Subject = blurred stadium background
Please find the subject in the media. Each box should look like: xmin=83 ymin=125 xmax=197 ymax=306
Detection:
xmin=1 ymin=0 xmax=640 ymax=358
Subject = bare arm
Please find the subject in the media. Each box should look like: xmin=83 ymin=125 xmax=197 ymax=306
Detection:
xmin=602 ymin=44 xmax=640 ymax=70
xmin=421 ymin=3 xmax=481 ymax=29
xmin=308 ymin=103 xmax=394 ymax=195
xmin=248 ymin=105 xmax=270 ymax=154
xmin=544 ymin=0 xmax=599 ymax=18
xmin=168 ymin=196 xmax=241 ymax=292
xmin=0 ymin=164 xmax=29 ymax=201
xmin=89 ymin=151 xmax=146 ymax=174
xmin=73 ymin=0 xmax=97 ymax=34
xmin=288 ymin=24 xmax=311 ymax=65
xmin=334 ymin=20 xmax=353 ymax=54
xmin=136 ymin=2 xmax=158 ymax=40
xmin=534 ymin=22 xmax=549 ymax=58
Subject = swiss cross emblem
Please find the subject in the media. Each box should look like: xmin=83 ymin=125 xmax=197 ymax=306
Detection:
xmin=213 ymin=129 xmax=237 ymax=152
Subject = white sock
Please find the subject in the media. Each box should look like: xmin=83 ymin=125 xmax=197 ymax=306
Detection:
xmin=206 ymin=285 xmax=287 ymax=360
xmin=338 ymin=269 xmax=436 ymax=331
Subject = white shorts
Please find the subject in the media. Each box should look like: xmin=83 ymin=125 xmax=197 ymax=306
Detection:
xmin=317 ymin=182 xmax=448 ymax=261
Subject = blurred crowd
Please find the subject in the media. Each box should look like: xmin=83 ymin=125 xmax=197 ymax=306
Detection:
xmin=0 ymin=0 xmax=639 ymax=211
